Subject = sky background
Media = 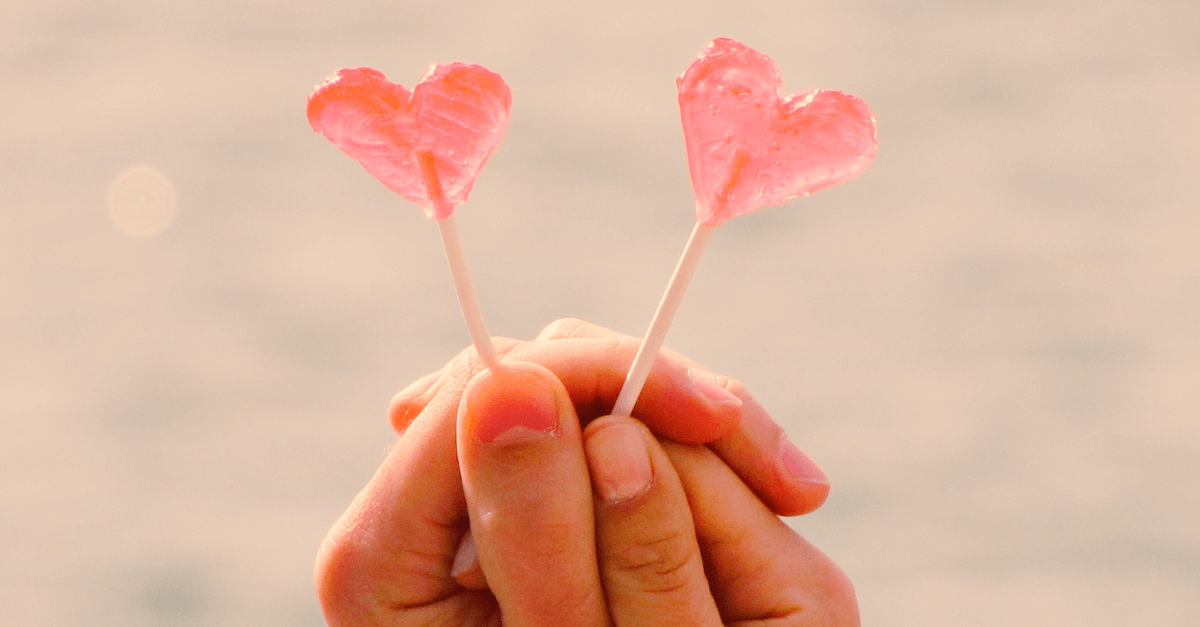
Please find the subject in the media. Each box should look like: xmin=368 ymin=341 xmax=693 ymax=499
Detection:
xmin=2 ymin=0 xmax=1198 ymax=625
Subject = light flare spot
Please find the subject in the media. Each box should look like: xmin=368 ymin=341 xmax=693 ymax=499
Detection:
xmin=108 ymin=166 xmax=176 ymax=236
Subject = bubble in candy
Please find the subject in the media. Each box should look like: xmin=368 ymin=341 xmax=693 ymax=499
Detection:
xmin=307 ymin=65 xmax=512 ymax=219
xmin=678 ymin=38 xmax=878 ymax=226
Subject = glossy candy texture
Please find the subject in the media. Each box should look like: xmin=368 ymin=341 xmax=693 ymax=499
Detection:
xmin=678 ymin=38 xmax=878 ymax=226
xmin=307 ymin=65 xmax=511 ymax=219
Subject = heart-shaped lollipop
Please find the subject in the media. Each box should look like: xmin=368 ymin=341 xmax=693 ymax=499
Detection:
xmin=307 ymin=63 xmax=512 ymax=368
xmin=678 ymin=37 xmax=877 ymax=226
xmin=307 ymin=65 xmax=511 ymax=219
xmin=612 ymin=38 xmax=878 ymax=416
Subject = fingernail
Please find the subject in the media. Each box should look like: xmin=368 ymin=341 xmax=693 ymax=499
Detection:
xmin=689 ymin=370 xmax=743 ymax=408
xmin=463 ymin=367 xmax=560 ymax=444
xmin=451 ymin=529 xmax=477 ymax=577
xmin=779 ymin=437 xmax=830 ymax=486
xmin=585 ymin=422 xmax=653 ymax=504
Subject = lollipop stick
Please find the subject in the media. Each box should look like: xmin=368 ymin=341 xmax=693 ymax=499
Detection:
xmin=612 ymin=221 xmax=716 ymax=416
xmin=419 ymin=148 xmax=499 ymax=369
xmin=437 ymin=214 xmax=500 ymax=369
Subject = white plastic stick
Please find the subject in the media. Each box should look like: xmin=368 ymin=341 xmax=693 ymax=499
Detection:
xmin=437 ymin=214 xmax=499 ymax=369
xmin=611 ymin=221 xmax=716 ymax=416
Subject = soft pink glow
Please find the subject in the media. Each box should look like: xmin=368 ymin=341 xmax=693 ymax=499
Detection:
xmin=307 ymin=65 xmax=511 ymax=219
xmin=678 ymin=38 xmax=878 ymax=226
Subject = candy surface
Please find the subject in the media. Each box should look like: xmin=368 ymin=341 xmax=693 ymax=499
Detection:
xmin=307 ymin=65 xmax=511 ymax=219
xmin=678 ymin=38 xmax=878 ymax=226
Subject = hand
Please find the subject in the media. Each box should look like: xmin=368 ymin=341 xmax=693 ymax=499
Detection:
xmin=315 ymin=319 xmax=856 ymax=625
xmin=583 ymin=414 xmax=859 ymax=626
xmin=397 ymin=318 xmax=833 ymax=517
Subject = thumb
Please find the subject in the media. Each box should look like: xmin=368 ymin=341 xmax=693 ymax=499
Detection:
xmin=456 ymin=362 xmax=608 ymax=627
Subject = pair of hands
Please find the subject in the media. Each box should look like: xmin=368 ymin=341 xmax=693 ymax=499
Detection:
xmin=315 ymin=318 xmax=859 ymax=626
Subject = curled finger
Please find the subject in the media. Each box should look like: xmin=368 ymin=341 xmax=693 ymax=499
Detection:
xmin=584 ymin=415 xmax=722 ymax=626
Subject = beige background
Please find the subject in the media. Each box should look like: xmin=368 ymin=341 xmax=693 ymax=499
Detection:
xmin=3 ymin=0 xmax=1198 ymax=625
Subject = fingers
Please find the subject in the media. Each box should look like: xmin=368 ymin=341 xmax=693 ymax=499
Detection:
xmin=388 ymin=368 xmax=443 ymax=433
xmin=509 ymin=337 xmax=742 ymax=442
xmin=390 ymin=317 xmax=833 ymax=518
xmin=457 ymin=362 xmax=609 ymax=627
xmin=584 ymin=415 xmax=723 ymax=627
xmin=664 ymin=442 xmax=861 ymax=627
xmin=392 ymin=332 xmax=743 ymax=444
xmin=389 ymin=337 xmax=524 ymax=434
xmin=535 ymin=316 xmax=612 ymax=340
xmin=316 ymin=378 xmax=485 ymax=625
xmin=707 ymin=385 xmax=831 ymax=516
xmin=539 ymin=317 xmax=832 ymax=517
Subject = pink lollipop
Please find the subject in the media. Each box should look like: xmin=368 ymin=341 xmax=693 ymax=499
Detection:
xmin=612 ymin=38 xmax=878 ymax=416
xmin=308 ymin=64 xmax=511 ymax=368
xmin=681 ymin=38 xmax=878 ymax=226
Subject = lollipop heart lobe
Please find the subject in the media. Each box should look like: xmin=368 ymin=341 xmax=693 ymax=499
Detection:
xmin=307 ymin=65 xmax=511 ymax=219
xmin=678 ymin=38 xmax=878 ymax=226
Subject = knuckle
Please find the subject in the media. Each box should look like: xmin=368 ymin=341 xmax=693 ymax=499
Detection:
xmin=491 ymin=335 xmax=522 ymax=356
xmin=807 ymin=559 xmax=861 ymax=627
xmin=490 ymin=518 xmax=583 ymax=564
xmin=592 ymin=334 xmax=642 ymax=369
xmin=441 ymin=346 xmax=483 ymax=390
xmin=717 ymin=375 xmax=743 ymax=395
xmin=536 ymin=317 xmax=590 ymax=339
xmin=605 ymin=526 xmax=703 ymax=594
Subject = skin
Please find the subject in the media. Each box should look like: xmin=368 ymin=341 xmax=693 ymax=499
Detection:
xmin=315 ymin=318 xmax=859 ymax=626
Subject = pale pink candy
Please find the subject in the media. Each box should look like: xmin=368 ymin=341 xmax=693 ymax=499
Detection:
xmin=678 ymin=38 xmax=878 ymax=226
xmin=307 ymin=65 xmax=511 ymax=219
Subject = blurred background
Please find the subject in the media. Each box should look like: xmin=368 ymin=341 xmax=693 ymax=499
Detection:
xmin=2 ymin=0 xmax=1197 ymax=625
